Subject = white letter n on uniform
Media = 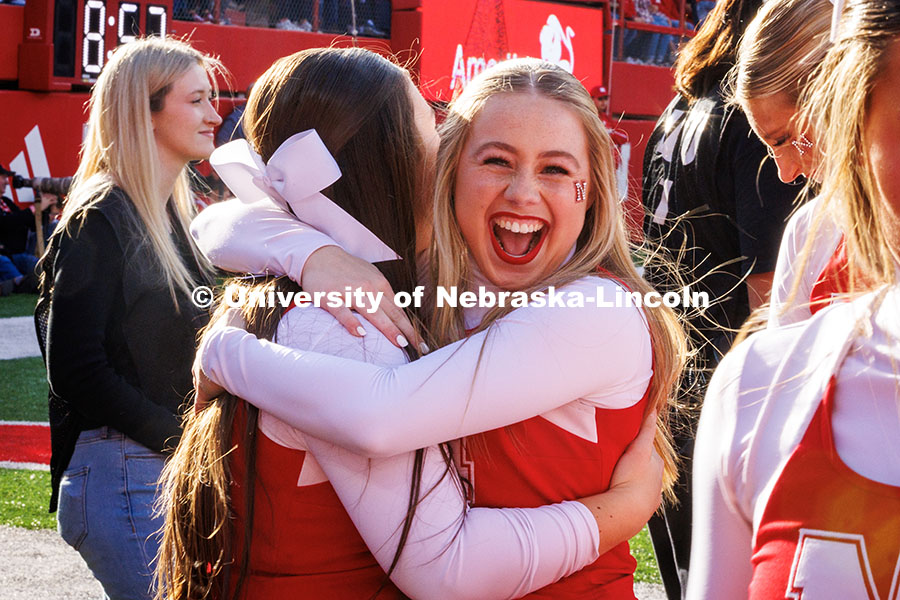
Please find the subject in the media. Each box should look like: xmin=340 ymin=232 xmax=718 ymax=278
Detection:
xmin=787 ymin=529 xmax=896 ymax=600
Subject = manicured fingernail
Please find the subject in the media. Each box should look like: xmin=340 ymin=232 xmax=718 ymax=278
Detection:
xmin=418 ymin=342 xmax=430 ymax=354
xmin=356 ymin=326 xmax=367 ymax=336
xmin=396 ymin=334 xmax=409 ymax=347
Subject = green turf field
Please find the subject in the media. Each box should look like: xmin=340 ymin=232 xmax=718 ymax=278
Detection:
xmin=0 ymin=469 xmax=55 ymax=529
xmin=632 ymin=526 xmax=662 ymax=583
xmin=0 ymin=292 xmax=38 ymax=318
xmin=0 ymin=293 xmax=48 ymax=422
xmin=0 ymin=357 xmax=48 ymax=421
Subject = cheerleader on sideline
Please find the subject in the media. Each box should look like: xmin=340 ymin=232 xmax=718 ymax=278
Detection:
xmin=688 ymin=1 xmax=900 ymax=596
xmin=160 ymin=50 xmax=669 ymax=599
xmin=730 ymin=0 xmax=848 ymax=327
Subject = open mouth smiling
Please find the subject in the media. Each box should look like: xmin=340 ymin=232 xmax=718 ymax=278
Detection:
xmin=489 ymin=213 xmax=548 ymax=265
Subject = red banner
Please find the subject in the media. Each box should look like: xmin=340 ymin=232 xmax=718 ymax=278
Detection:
xmin=402 ymin=0 xmax=605 ymax=102
xmin=0 ymin=90 xmax=88 ymax=204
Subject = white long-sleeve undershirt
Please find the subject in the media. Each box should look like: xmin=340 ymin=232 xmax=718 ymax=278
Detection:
xmin=191 ymin=198 xmax=334 ymax=280
xmin=767 ymin=196 xmax=842 ymax=328
xmin=265 ymin=307 xmax=600 ymax=599
xmin=200 ymin=275 xmax=652 ymax=458
xmin=190 ymin=193 xmax=647 ymax=597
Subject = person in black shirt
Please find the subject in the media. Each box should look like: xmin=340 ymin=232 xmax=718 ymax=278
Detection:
xmin=641 ymin=1 xmax=799 ymax=597
xmin=0 ymin=166 xmax=39 ymax=294
xmin=37 ymin=38 xmax=221 ymax=600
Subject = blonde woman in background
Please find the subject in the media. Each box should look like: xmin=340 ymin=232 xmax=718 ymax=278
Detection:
xmin=689 ymin=1 xmax=900 ymax=597
xmin=730 ymin=0 xmax=848 ymax=327
xmin=36 ymin=37 xmax=220 ymax=599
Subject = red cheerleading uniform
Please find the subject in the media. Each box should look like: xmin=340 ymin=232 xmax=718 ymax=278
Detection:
xmin=463 ymin=399 xmax=646 ymax=599
xmin=689 ymin=287 xmax=900 ymax=599
xmin=461 ymin=269 xmax=647 ymax=599
xmin=809 ymin=235 xmax=850 ymax=315
xmin=224 ymin=306 xmax=404 ymax=598
xmin=201 ymin=275 xmax=653 ymax=597
xmin=228 ymin=405 xmax=405 ymax=600
xmin=217 ymin=303 xmax=606 ymax=600
xmin=749 ymin=376 xmax=900 ymax=600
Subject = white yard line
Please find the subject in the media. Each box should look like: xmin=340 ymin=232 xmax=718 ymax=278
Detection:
xmin=0 ymin=461 xmax=49 ymax=471
xmin=0 ymin=316 xmax=40 ymax=360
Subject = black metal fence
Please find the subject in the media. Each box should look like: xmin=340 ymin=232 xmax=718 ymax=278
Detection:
xmin=175 ymin=0 xmax=391 ymax=38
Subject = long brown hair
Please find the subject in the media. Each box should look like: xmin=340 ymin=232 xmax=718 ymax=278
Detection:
xmin=244 ymin=48 xmax=425 ymax=294
xmin=156 ymin=47 xmax=435 ymax=599
xmin=155 ymin=285 xmax=278 ymax=600
xmin=674 ymin=0 xmax=764 ymax=102
xmin=429 ymin=59 xmax=687 ymax=496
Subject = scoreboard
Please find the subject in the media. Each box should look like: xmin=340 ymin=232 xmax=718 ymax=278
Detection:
xmin=19 ymin=0 xmax=172 ymax=91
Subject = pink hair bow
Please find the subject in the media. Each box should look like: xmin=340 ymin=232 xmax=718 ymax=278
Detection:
xmin=210 ymin=130 xmax=400 ymax=263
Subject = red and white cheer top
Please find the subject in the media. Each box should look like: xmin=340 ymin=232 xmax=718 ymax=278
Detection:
xmin=689 ymin=286 xmax=900 ymax=599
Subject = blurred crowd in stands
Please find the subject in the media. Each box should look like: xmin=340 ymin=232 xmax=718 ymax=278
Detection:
xmin=614 ymin=0 xmax=712 ymax=66
xmin=175 ymin=0 xmax=391 ymax=37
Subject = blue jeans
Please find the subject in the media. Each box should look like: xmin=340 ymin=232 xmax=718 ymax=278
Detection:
xmin=646 ymin=14 xmax=675 ymax=64
xmin=57 ymin=428 xmax=167 ymax=600
xmin=11 ymin=252 xmax=37 ymax=277
xmin=0 ymin=254 xmax=20 ymax=281
xmin=696 ymin=0 xmax=715 ymax=24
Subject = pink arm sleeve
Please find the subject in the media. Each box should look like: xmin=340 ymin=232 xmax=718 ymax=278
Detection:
xmin=686 ymin=350 xmax=754 ymax=600
xmin=200 ymin=278 xmax=652 ymax=457
xmin=190 ymin=198 xmax=335 ymax=279
xmin=277 ymin=310 xmax=600 ymax=598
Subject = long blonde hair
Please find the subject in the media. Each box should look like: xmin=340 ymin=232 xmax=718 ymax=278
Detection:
xmin=728 ymin=0 xmax=834 ymax=327
xmin=55 ymin=37 xmax=220 ymax=300
xmin=429 ymin=59 xmax=687 ymax=494
xmin=800 ymin=0 xmax=900 ymax=290
xmin=731 ymin=0 xmax=832 ymax=107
